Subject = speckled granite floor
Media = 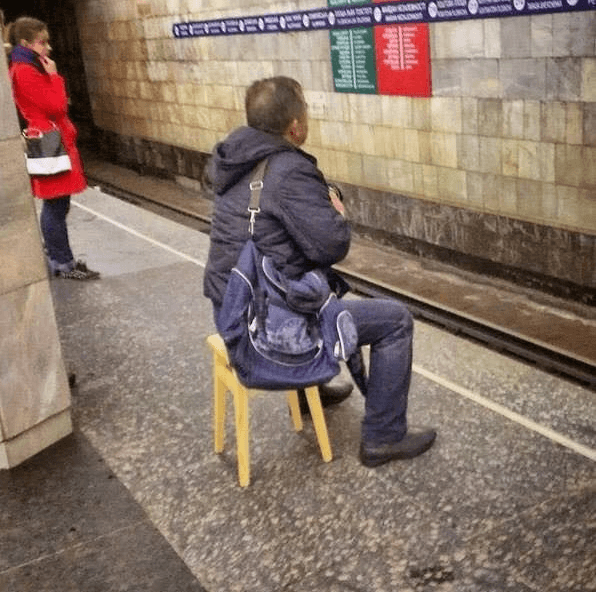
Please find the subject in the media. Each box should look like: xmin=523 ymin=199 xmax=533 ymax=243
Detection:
xmin=1 ymin=188 xmax=594 ymax=592
xmin=0 ymin=432 xmax=206 ymax=592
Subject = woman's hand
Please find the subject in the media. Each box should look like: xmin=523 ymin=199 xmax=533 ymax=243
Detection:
xmin=39 ymin=55 xmax=57 ymax=74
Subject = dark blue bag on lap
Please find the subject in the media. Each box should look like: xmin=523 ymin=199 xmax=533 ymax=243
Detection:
xmin=216 ymin=240 xmax=357 ymax=390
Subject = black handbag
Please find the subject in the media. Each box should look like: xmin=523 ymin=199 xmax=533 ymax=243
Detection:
xmin=22 ymin=127 xmax=72 ymax=176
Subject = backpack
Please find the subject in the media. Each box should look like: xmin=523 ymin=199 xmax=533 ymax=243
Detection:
xmin=216 ymin=159 xmax=358 ymax=390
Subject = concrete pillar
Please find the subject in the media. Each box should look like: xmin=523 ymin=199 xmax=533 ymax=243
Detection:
xmin=0 ymin=46 xmax=72 ymax=468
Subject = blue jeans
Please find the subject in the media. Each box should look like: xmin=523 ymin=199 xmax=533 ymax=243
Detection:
xmin=40 ymin=196 xmax=74 ymax=272
xmin=343 ymin=298 xmax=412 ymax=445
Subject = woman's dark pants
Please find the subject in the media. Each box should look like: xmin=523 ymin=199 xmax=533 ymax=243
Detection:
xmin=40 ymin=195 xmax=74 ymax=272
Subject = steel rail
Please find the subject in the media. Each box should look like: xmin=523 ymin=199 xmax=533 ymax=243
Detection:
xmin=341 ymin=273 xmax=595 ymax=389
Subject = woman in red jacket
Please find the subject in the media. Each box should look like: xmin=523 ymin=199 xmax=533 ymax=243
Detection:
xmin=7 ymin=16 xmax=99 ymax=280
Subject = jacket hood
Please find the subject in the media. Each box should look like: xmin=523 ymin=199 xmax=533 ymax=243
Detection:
xmin=9 ymin=45 xmax=46 ymax=74
xmin=207 ymin=126 xmax=299 ymax=195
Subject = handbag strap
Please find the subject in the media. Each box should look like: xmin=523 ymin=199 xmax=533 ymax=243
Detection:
xmin=248 ymin=158 xmax=269 ymax=235
xmin=22 ymin=123 xmax=58 ymax=139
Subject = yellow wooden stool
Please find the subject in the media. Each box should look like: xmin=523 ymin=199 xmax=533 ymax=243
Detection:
xmin=206 ymin=334 xmax=333 ymax=487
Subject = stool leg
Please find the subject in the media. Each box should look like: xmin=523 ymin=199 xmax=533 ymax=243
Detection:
xmin=213 ymin=353 xmax=226 ymax=454
xmin=233 ymin=383 xmax=250 ymax=487
xmin=304 ymin=386 xmax=332 ymax=462
xmin=287 ymin=391 xmax=303 ymax=431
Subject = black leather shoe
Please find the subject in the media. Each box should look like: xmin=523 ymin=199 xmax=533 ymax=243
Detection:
xmin=319 ymin=380 xmax=353 ymax=403
xmin=359 ymin=427 xmax=437 ymax=467
xmin=298 ymin=379 xmax=353 ymax=415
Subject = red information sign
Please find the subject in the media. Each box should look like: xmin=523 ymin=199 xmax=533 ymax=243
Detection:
xmin=373 ymin=0 xmax=431 ymax=97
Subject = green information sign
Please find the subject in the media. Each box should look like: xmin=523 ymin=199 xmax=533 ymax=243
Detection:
xmin=330 ymin=28 xmax=377 ymax=93
xmin=328 ymin=0 xmax=377 ymax=94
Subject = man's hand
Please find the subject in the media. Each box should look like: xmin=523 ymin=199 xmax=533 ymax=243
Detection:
xmin=328 ymin=186 xmax=345 ymax=216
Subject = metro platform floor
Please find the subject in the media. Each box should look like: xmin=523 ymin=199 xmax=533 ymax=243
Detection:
xmin=1 ymin=187 xmax=595 ymax=592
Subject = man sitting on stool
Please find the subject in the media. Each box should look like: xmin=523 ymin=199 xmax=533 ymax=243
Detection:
xmin=203 ymin=77 xmax=436 ymax=467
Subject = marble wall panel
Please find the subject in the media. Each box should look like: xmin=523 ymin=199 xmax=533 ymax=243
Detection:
xmin=430 ymin=132 xmax=458 ymax=168
xmin=0 ymin=55 xmax=20 ymax=141
xmin=530 ymin=15 xmax=553 ymax=58
xmin=431 ymin=97 xmax=462 ymax=133
xmin=541 ymin=102 xmax=567 ymax=144
xmin=483 ymin=19 xmax=501 ymax=59
xmin=555 ymin=144 xmax=584 ymax=187
xmin=502 ymin=59 xmax=546 ymax=100
xmin=432 ymin=20 xmax=485 ymax=59
xmin=552 ymin=13 xmax=596 ymax=57
xmin=523 ymin=101 xmax=542 ymax=141
xmin=0 ymin=215 xmax=47 ymax=298
xmin=565 ymin=102 xmax=583 ymax=145
xmin=478 ymin=98 xmax=503 ymax=137
xmin=0 ymin=138 xmax=47 ymax=296
xmin=502 ymin=139 xmax=519 ymax=177
xmin=501 ymin=17 xmax=531 ymax=59
xmin=479 ymin=137 xmax=503 ymax=175
xmin=458 ymin=135 xmax=481 ymax=172
xmin=546 ymin=58 xmax=583 ymax=102
xmin=462 ymin=98 xmax=479 ymax=135
xmin=581 ymin=58 xmax=596 ymax=102
xmin=0 ymin=281 xmax=70 ymax=440
xmin=437 ymin=167 xmax=467 ymax=202
xmin=431 ymin=59 xmax=464 ymax=97
xmin=462 ymin=59 xmax=501 ymax=98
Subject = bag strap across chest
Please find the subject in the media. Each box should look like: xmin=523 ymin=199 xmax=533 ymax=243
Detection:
xmin=248 ymin=158 xmax=269 ymax=235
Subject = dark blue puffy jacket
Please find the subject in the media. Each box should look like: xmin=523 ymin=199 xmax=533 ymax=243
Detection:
xmin=203 ymin=126 xmax=351 ymax=309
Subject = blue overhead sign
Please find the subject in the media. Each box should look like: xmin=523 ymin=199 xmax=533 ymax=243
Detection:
xmin=173 ymin=0 xmax=595 ymax=38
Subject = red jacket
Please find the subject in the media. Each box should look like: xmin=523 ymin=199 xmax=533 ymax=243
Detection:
xmin=9 ymin=47 xmax=87 ymax=199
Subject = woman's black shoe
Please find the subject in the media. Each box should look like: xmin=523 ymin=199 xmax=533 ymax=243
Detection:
xmin=59 ymin=260 xmax=100 ymax=280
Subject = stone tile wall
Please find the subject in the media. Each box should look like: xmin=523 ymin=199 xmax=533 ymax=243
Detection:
xmin=0 ymin=51 xmax=72 ymax=468
xmin=74 ymin=2 xmax=595 ymax=291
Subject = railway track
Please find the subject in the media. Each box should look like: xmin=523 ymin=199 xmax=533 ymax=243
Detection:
xmin=342 ymin=273 xmax=596 ymax=388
